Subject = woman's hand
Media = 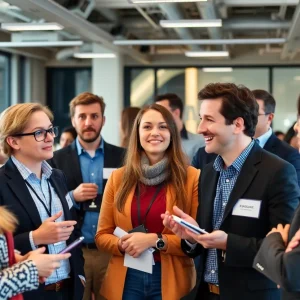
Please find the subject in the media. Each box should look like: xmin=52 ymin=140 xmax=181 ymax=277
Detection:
xmin=120 ymin=232 xmax=156 ymax=258
xmin=161 ymin=206 xmax=197 ymax=243
xmin=267 ymin=224 xmax=290 ymax=246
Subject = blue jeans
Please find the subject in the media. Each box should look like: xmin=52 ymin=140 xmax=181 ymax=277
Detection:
xmin=122 ymin=263 xmax=162 ymax=300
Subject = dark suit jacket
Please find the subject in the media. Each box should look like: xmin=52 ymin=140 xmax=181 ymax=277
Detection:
xmin=0 ymin=158 xmax=84 ymax=300
xmin=184 ymin=143 xmax=300 ymax=300
xmin=48 ymin=140 xmax=125 ymax=224
xmin=253 ymin=205 xmax=300 ymax=300
xmin=192 ymin=134 xmax=300 ymax=187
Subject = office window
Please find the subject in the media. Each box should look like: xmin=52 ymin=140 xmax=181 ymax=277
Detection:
xmin=272 ymin=68 xmax=300 ymax=133
xmin=0 ymin=53 xmax=10 ymax=112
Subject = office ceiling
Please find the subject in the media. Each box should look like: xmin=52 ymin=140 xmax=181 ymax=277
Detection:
xmin=1 ymin=0 xmax=300 ymax=64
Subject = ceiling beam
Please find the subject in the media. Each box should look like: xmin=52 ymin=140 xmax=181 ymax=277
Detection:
xmin=219 ymin=0 xmax=298 ymax=7
xmin=5 ymin=0 xmax=150 ymax=64
xmin=281 ymin=1 xmax=300 ymax=59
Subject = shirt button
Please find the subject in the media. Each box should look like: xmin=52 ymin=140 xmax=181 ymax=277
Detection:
xmin=225 ymin=179 xmax=230 ymax=183
xmin=91 ymin=173 xmax=94 ymax=176
xmin=211 ymin=270 xmax=215 ymax=274
xmin=92 ymin=225 xmax=96 ymax=228
xmin=223 ymin=202 xmax=226 ymax=206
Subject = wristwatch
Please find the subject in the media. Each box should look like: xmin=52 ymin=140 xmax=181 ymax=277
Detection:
xmin=156 ymin=233 xmax=165 ymax=250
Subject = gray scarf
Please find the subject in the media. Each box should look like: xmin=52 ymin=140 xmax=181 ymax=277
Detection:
xmin=140 ymin=154 xmax=169 ymax=186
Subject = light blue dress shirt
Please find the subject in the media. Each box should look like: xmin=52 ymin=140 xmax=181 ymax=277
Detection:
xmin=257 ymin=128 xmax=273 ymax=148
xmin=71 ymin=138 xmax=104 ymax=244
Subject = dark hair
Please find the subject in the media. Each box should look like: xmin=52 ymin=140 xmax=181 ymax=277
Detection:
xmin=274 ymin=130 xmax=284 ymax=137
xmin=116 ymin=104 xmax=188 ymax=212
xmin=155 ymin=93 xmax=184 ymax=119
xmin=120 ymin=107 xmax=141 ymax=148
xmin=252 ymin=89 xmax=276 ymax=114
xmin=62 ymin=126 xmax=77 ymax=139
xmin=198 ymin=83 xmax=258 ymax=137
xmin=284 ymin=122 xmax=297 ymax=144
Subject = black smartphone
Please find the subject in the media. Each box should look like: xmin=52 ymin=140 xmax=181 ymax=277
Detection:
xmin=58 ymin=236 xmax=84 ymax=254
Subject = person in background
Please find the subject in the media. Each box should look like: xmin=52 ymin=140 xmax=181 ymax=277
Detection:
xmin=274 ymin=130 xmax=285 ymax=141
xmin=95 ymin=104 xmax=199 ymax=300
xmin=120 ymin=106 xmax=140 ymax=148
xmin=59 ymin=126 xmax=77 ymax=149
xmin=0 ymin=103 xmax=84 ymax=300
xmin=284 ymin=123 xmax=298 ymax=150
xmin=49 ymin=92 xmax=125 ymax=300
xmin=163 ymin=83 xmax=299 ymax=300
xmin=192 ymin=90 xmax=300 ymax=188
xmin=156 ymin=93 xmax=205 ymax=162
xmin=0 ymin=206 xmax=71 ymax=300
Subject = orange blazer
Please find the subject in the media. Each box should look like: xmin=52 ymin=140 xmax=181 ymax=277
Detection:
xmin=95 ymin=166 xmax=200 ymax=300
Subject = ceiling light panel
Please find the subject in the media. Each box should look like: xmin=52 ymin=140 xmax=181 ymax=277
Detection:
xmin=160 ymin=19 xmax=222 ymax=28
xmin=74 ymin=53 xmax=116 ymax=58
xmin=0 ymin=41 xmax=83 ymax=47
xmin=185 ymin=51 xmax=229 ymax=57
xmin=1 ymin=22 xmax=64 ymax=31
xmin=202 ymin=67 xmax=233 ymax=72
xmin=130 ymin=0 xmax=207 ymax=3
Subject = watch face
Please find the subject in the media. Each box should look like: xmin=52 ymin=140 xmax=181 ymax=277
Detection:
xmin=157 ymin=240 xmax=165 ymax=249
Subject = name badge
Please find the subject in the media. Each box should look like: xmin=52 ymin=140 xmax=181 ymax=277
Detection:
xmin=65 ymin=193 xmax=73 ymax=209
xmin=103 ymin=168 xmax=116 ymax=179
xmin=232 ymin=199 xmax=262 ymax=219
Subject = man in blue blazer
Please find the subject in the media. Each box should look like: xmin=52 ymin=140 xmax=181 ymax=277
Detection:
xmin=192 ymin=89 xmax=300 ymax=187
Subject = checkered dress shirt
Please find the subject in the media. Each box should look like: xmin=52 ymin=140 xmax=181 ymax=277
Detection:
xmin=204 ymin=140 xmax=255 ymax=284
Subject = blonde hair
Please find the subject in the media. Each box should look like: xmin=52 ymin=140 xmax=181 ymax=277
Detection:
xmin=0 ymin=103 xmax=53 ymax=157
xmin=116 ymin=104 xmax=188 ymax=212
xmin=69 ymin=92 xmax=106 ymax=117
xmin=0 ymin=207 xmax=18 ymax=234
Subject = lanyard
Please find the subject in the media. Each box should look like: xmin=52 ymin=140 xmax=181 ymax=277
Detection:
xmin=136 ymin=183 xmax=164 ymax=226
xmin=25 ymin=180 xmax=53 ymax=217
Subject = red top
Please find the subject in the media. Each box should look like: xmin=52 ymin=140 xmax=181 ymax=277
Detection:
xmin=131 ymin=183 xmax=166 ymax=262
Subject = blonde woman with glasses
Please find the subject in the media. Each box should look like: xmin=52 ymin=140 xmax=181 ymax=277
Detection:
xmin=0 ymin=103 xmax=84 ymax=300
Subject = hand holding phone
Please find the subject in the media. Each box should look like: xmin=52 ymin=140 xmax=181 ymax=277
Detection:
xmin=172 ymin=216 xmax=208 ymax=235
xmin=58 ymin=236 xmax=84 ymax=254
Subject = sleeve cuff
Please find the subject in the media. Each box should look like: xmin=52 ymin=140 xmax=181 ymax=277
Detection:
xmin=29 ymin=231 xmax=37 ymax=250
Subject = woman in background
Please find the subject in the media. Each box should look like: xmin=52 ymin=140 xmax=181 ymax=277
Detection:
xmin=59 ymin=126 xmax=77 ymax=149
xmin=0 ymin=206 xmax=70 ymax=300
xmin=120 ymin=107 xmax=140 ymax=148
xmin=96 ymin=104 xmax=199 ymax=300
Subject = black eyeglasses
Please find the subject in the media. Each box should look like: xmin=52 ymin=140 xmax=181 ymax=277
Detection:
xmin=13 ymin=126 xmax=59 ymax=142
xmin=258 ymin=113 xmax=270 ymax=116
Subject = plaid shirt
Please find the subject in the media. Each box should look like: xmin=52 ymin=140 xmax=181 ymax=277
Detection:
xmin=11 ymin=156 xmax=71 ymax=285
xmin=204 ymin=140 xmax=255 ymax=284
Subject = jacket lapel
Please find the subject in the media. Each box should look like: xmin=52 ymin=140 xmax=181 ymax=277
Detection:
xmin=198 ymin=165 xmax=219 ymax=232
xmin=222 ymin=144 xmax=261 ymax=222
xmin=69 ymin=142 xmax=83 ymax=187
xmin=5 ymin=159 xmax=42 ymax=228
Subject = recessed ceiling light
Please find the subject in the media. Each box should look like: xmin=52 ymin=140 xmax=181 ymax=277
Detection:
xmin=73 ymin=53 xmax=116 ymax=58
xmin=160 ymin=19 xmax=222 ymax=28
xmin=294 ymin=76 xmax=300 ymax=81
xmin=1 ymin=22 xmax=64 ymax=31
xmin=202 ymin=67 xmax=233 ymax=72
xmin=185 ymin=51 xmax=229 ymax=57
xmin=130 ymin=0 xmax=207 ymax=3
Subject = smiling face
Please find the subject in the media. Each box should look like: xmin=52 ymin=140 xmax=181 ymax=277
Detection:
xmin=138 ymin=109 xmax=171 ymax=164
xmin=197 ymin=98 xmax=238 ymax=156
xmin=71 ymin=103 xmax=105 ymax=144
xmin=11 ymin=110 xmax=55 ymax=163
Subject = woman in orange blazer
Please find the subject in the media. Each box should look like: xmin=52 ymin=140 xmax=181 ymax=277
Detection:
xmin=95 ymin=104 xmax=200 ymax=300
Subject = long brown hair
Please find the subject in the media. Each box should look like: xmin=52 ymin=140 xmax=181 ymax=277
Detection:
xmin=0 ymin=207 xmax=18 ymax=234
xmin=120 ymin=107 xmax=141 ymax=148
xmin=116 ymin=104 xmax=188 ymax=212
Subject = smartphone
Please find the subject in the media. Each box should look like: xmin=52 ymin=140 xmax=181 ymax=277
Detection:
xmin=58 ymin=236 xmax=85 ymax=254
xmin=172 ymin=215 xmax=208 ymax=234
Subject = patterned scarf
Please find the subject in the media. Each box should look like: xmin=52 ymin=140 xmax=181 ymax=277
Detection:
xmin=140 ymin=153 xmax=169 ymax=186
xmin=4 ymin=232 xmax=23 ymax=300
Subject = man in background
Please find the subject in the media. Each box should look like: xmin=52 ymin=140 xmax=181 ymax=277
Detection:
xmin=156 ymin=93 xmax=205 ymax=162
xmin=49 ymin=92 xmax=125 ymax=300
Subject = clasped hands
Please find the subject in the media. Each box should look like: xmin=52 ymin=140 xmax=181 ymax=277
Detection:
xmin=161 ymin=206 xmax=228 ymax=251
xmin=118 ymin=232 xmax=156 ymax=258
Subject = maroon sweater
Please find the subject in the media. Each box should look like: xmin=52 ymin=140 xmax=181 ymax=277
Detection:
xmin=131 ymin=183 xmax=166 ymax=262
